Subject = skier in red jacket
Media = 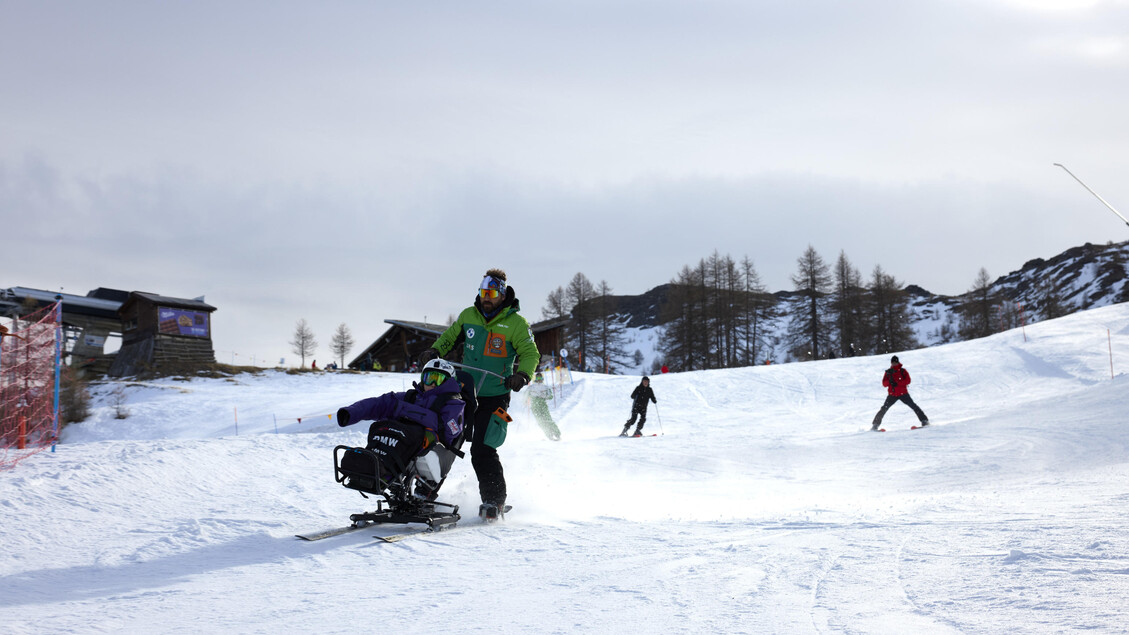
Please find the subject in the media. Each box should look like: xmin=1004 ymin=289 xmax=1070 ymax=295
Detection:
xmin=871 ymin=355 xmax=930 ymax=430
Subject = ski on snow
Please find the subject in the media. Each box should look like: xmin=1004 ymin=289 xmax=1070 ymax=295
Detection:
xmin=374 ymin=526 xmax=454 ymax=543
xmin=374 ymin=507 xmax=512 ymax=543
xmin=295 ymin=523 xmax=373 ymax=541
xmin=298 ymin=521 xmax=461 ymax=543
xmin=874 ymin=424 xmax=930 ymax=432
xmin=299 ymin=507 xmax=513 ymax=543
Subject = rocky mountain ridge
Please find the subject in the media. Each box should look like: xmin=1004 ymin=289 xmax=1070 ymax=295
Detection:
xmin=600 ymin=240 xmax=1129 ymax=354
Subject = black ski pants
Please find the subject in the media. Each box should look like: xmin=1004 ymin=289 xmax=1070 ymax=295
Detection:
xmin=625 ymin=405 xmax=648 ymax=431
xmin=873 ymin=393 xmax=928 ymax=426
xmin=468 ymin=392 xmax=510 ymax=507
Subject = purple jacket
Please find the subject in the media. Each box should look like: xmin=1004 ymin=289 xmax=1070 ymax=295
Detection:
xmin=339 ymin=377 xmax=465 ymax=446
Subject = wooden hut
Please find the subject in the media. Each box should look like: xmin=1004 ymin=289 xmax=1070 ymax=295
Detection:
xmin=529 ymin=317 xmax=568 ymax=368
xmin=348 ymin=320 xmax=447 ymax=373
xmin=110 ymin=292 xmax=217 ymax=376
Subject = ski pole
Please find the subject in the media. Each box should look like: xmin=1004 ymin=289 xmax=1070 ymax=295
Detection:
xmin=451 ymin=362 xmax=507 ymax=393
xmin=654 ymin=402 xmax=665 ymax=436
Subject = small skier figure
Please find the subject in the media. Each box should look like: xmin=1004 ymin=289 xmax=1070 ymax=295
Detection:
xmin=527 ymin=372 xmax=561 ymax=441
xmin=871 ymin=355 xmax=929 ymax=431
xmin=621 ymin=376 xmax=657 ymax=437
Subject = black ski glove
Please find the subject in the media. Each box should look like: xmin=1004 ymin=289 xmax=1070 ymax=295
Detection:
xmin=336 ymin=408 xmax=351 ymax=427
xmin=505 ymin=372 xmax=530 ymax=392
xmin=418 ymin=348 xmax=439 ymax=366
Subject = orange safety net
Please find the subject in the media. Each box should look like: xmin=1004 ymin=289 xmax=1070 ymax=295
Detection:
xmin=1 ymin=302 xmax=60 ymax=470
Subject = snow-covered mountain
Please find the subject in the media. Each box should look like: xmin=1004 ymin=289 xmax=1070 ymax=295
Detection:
xmin=985 ymin=240 xmax=1129 ymax=310
xmin=2 ymin=302 xmax=1128 ymax=633
xmin=908 ymin=240 xmax=1129 ymax=346
xmin=606 ymin=240 xmax=1129 ymax=372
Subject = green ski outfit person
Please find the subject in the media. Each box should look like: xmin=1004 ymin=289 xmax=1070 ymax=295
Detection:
xmin=528 ymin=372 xmax=561 ymax=441
xmin=420 ymin=269 xmax=540 ymax=520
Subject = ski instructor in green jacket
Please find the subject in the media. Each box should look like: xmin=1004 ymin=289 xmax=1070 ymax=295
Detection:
xmin=420 ymin=269 xmax=540 ymax=521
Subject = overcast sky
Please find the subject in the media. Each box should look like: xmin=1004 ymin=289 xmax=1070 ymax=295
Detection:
xmin=3 ymin=0 xmax=1128 ymax=368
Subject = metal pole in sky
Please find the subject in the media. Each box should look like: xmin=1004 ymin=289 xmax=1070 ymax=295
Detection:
xmin=1053 ymin=163 xmax=1129 ymax=229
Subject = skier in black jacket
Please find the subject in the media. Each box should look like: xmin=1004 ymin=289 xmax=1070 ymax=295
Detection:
xmin=620 ymin=377 xmax=657 ymax=437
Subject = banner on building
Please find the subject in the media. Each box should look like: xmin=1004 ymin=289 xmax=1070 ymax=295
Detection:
xmin=158 ymin=307 xmax=210 ymax=337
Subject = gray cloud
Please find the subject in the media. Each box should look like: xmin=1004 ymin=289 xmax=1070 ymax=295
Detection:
xmin=3 ymin=0 xmax=1127 ymax=366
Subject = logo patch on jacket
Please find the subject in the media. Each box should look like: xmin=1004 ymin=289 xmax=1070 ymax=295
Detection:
xmin=485 ymin=332 xmax=507 ymax=358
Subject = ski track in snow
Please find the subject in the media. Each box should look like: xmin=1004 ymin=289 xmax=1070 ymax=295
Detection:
xmin=3 ymin=304 xmax=1129 ymax=632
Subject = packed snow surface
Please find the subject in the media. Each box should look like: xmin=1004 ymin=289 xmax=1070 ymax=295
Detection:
xmin=3 ymin=304 xmax=1129 ymax=633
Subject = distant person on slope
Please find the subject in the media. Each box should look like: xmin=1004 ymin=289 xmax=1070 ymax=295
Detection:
xmin=871 ymin=355 xmax=929 ymax=431
xmin=528 ymin=371 xmax=561 ymax=441
xmin=621 ymin=376 xmax=657 ymax=437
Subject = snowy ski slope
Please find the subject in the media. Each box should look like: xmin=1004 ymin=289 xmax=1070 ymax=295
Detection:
xmin=2 ymin=303 xmax=1128 ymax=633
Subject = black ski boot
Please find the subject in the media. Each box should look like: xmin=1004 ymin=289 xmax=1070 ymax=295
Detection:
xmin=413 ymin=479 xmax=438 ymax=501
xmin=632 ymin=428 xmax=643 ymax=437
xmin=620 ymin=425 xmax=631 ymax=437
xmin=479 ymin=503 xmax=511 ymax=522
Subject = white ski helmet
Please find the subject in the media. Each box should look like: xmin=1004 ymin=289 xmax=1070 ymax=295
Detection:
xmin=421 ymin=358 xmax=456 ymax=385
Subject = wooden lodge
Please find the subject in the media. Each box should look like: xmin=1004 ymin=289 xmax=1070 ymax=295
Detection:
xmin=110 ymin=292 xmax=217 ymax=376
xmin=348 ymin=320 xmax=446 ymax=372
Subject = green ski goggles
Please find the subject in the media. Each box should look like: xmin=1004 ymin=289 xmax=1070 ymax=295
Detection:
xmin=421 ymin=369 xmax=450 ymax=387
